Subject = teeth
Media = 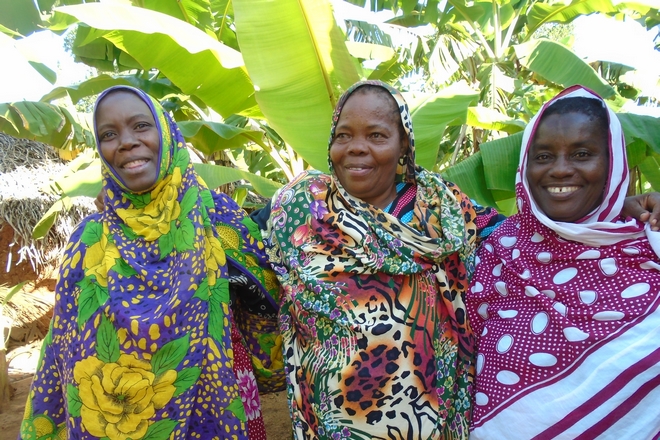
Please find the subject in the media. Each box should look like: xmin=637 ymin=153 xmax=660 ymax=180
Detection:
xmin=547 ymin=186 xmax=578 ymax=194
xmin=123 ymin=159 xmax=148 ymax=169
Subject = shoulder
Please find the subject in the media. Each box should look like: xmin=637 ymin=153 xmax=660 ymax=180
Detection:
xmin=477 ymin=215 xmax=519 ymax=251
xmin=54 ymin=214 xmax=102 ymax=300
xmin=273 ymin=171 xmax=330 ymax=206
xmin=282 ymin=170 xmax=329 ymax=192
xmin=208 ymin=189 xmax=252 ymax=226
xmin=210 ymin=189 xmax=241 ymax=212
xmin=415 ymin=167 xmax=467 ymax=202
xmin=68 ymin=212 xmax=103 ymax=242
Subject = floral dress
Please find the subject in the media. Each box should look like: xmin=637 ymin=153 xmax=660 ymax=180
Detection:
xmin=19 ymin=86 xmax=282 ymax=440
xmin=263 ymin=81 xmax=492 ymax=439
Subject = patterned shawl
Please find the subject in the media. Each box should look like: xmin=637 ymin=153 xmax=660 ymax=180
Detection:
xmin=20 ymin=86 xmax=280 ymax=440
xmin=265 ymin=80 xmax=479 ymax=439
xmin=467 ymin=86 xmax=660 ymax=439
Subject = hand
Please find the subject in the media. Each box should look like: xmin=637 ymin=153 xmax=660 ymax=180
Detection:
xmin=622 ymin=193 xmax=660 ymax=231
xmin=94 ymin=189 xmax=105 ymax=212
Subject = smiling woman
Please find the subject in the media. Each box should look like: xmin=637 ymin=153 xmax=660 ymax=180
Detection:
xmin=19 ymin=86 xmax=284 ymax=440
xmin=95 ymin=90 xmax=163 ymax=193
xmin=526 ymin=97 xmax=610 ymax=222
xmin=329 ymin=86 xmax=407 ymax=208
xmin=257 ymin=80 xmax=503 ymax=439
xmin=466 ymin=86 xmax=660 ymax=439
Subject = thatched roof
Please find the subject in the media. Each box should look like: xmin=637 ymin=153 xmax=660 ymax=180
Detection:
xmin=0 ymin=133 xmax=96 ymax=276
xmin=0 ymin=286 xmax=53 ymax=347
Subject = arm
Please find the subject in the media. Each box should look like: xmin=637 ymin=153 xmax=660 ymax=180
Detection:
xmin=210 ymin=190 xmax=284 ymax=392
xmin=19 ymin=328 xmax=67 ymax=439
xmin=472 ymin=201 xmax=507 ymax=242
xmin=622 ymin=193 xmax=660 ymax=231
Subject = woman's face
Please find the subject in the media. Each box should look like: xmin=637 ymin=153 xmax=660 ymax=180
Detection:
xmin=96 ymin=91 xmax=161 ymax=193
xmin=526 ymin=112 xmax=609 ymax=222
xmin=329 ymin=91 xmax=407 ymax=209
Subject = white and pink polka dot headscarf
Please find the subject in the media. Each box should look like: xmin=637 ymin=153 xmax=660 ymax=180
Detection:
xmin=467 ymin=85 xmax=660 ymax=438
xmin=518 ymin=85 xmax=660 ymax=251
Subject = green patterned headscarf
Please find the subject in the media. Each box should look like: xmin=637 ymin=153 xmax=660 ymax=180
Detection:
xmin=265 ymin=80 xmax=479 ymax=439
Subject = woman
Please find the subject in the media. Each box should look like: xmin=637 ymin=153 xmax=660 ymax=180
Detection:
xmin=19 ymin=86 xmax=282 ymax=440
xmin=467 ymin=86 xmax=660 ymax=439
xmin=261 ymin=80 xmax=501 ymax=439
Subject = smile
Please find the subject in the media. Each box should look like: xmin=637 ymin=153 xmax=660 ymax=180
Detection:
xmin=122 ymin=159 xmax=149 ymax=169
xmin=547 ymin=186 xmax=579 ymax=194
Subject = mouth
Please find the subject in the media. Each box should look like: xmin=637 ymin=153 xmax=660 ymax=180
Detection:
xmin=546 ymin=186 xmax=579 ymax=194
xmin=121 ymin=158 xmax=150 ymax=170
xmin=343 ymin=165 xmax=373 ymax=176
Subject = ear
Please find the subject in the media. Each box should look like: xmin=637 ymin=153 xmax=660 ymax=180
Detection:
xmin=400 ymin=137 xmax=409 ymax=157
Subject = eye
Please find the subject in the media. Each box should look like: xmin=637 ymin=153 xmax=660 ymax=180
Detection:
xmin=574 ymin=150 xmax=591 ymax=158
xmin=370 ymin=132 xmax=390 ymax=141
xmin=135 ymin=122 xmax=152 ymax=130
xmin=534 ymin=153 xmax=550 ymax=161
xmin=334 ymin=132 xmax=350 ymax=142
xmin=99 ymin=131 xmax=115 ymax=141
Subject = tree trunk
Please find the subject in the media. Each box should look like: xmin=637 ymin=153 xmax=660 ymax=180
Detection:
xmin=0 ymin=348 xmax=11 ymax=413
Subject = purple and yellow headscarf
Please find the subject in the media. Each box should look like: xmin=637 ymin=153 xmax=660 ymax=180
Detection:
xmin=20 ymin=86 xmax=280 ymax=440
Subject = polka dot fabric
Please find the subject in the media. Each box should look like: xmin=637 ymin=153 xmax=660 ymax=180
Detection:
xmin=19 ymin=86 xmax=280 ymax=440
xmin=467 ymin=86 xmax=660 ymax=439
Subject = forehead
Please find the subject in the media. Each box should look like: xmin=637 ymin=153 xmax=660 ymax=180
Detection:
xmin=339 ymin=89 xmax=398 ymax=122
xmin=532 ymin=112 xmax=607 ymax=146
xmin=96 ymin=90 xmax=151 ymax=118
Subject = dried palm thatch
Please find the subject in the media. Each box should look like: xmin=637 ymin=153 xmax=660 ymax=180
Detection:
xmin=0 ymin=133 xmax=96 ymax=277
xmin=0 ymin=286 xmax=53 ymax=349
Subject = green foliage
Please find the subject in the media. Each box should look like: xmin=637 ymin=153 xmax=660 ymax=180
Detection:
xmin=0 ymin=0 xmax=658 ymax=230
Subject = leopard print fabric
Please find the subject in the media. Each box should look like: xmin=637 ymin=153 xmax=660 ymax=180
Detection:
xmin=266 ymin=81 xmax=478 ymax=439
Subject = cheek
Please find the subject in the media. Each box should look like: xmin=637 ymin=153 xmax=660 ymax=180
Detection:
xmin=329 ymin=144 xmax=342 ymax=166
xmin=595 ymin=159 xmax=609 ymax=186
xmin=100 ymin=143 xmax=116 ymax=163
xmin=525 ymin=165 xmax=543 ymax=187
xmin=145 ymin=133 xmax=161 ymax=155
xmin=525 ymin=167 xmax=545 ymax=200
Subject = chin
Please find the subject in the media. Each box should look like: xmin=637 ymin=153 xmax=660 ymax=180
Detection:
xmin=124 ymin=178 xmax=156 ymax=193
xmin=547 ymin=213 xmax=581 ymax=223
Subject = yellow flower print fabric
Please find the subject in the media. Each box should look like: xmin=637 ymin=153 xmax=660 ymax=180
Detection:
xmin=20 ymin=86 xmax=281 ymax=440
xmin=73 ymin=352 xmax=177 ymax=440
xmin=115 ymin=167 xmax=183 ymax=241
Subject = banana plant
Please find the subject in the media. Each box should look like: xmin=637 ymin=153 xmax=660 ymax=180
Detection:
xmin=1 ymin=0 xmax=659 ymax=229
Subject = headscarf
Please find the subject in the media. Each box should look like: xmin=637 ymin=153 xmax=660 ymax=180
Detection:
xmin=21 ymin=86 xmax=278 ymax=440
xmin=265 ymin=80 xmax=479 ymax=439
xmin=328 ymin=80 xmax=417 ymax=185
xmin=519 ymin=85 xmax=660 ymax=251
xmin=467 ymin=85 xmax=660 ymax=438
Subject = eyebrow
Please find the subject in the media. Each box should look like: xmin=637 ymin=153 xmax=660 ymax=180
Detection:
xmin=335 ymin=122 xmax=392 ymax=131
xmin=97 ymin=113 xmax=154 ymax=132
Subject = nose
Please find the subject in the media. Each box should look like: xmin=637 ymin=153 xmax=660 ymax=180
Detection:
xmin=549 ymin=155 xmax=574 ymax=177
xmin=346 ymin=138 xmax=368 ymax=155
xmin=118 ymin=130 xmax=139 ymax=151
